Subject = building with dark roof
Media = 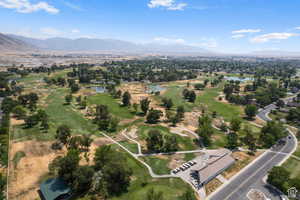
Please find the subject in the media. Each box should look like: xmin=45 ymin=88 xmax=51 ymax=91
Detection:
xmin=39 ymin=178 xmax=71 ymax=200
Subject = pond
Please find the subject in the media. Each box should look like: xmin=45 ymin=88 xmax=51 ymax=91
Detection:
xmin=91 ymin=86 xmax=106 ymax=93
xmin=147 ymin=85 xmax=165 ymax=93
xmin=224 ymin=76 xmax=253 ymax=82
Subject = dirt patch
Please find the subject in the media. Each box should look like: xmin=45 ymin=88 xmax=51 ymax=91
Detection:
xmin=205 ymin=178 xmax=223 ymax=195
xmin=8 ymin=140 xmax=64 ymax=200
xmin=222 ymin=151 xmax=263 ymax=179
xmin=11 ymin=118 xmax=24 ymax=126
xmin=119 ymin=83 xmax=150 ymax=104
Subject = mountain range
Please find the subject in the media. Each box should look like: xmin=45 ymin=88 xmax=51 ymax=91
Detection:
xmin=1 ymin=33 xmax=211 ymax=54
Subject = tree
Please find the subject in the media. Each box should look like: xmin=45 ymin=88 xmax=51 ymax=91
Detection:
xmin=122 ymin=91 xmax=131 ymax=106
xmin=49 ymin=149 xmax=80 ymax=184
xmin=146 ymin=109 xmax=163 ymax=124
xmin=227 ymin=132 xmax=239 ymax=149
xmin=146 ymin=188 xmax=164 ymax=200
xmin=244 ymin=105 xmax=258 ymax=120
xmin=71 ymin=83 xmax=80 ymax=93
xmin=24 ymin=114 xmax=39 ymax=128
xmin=94 ymin=105 xmax=111 ymax=131
xmin=276 ymin=99 xmax=285 ymax=108
xmin=65 ymin=94 xmax=73 ymax=105
xmin=197 ymin=123 xmax=213 ymax=147
xmin=162 ymin=98 xmax=173 ymax=110
xmin=176 ymin=105 xmax=185 ymax=120
xmin=194 ymin=83 xmax=205 ymax=90
xmin=108 ymin=117 xmax=119 ymax=132
xmin=56 ymin=125 xmax=71 ymax=145
xmin=140 ymin=98 xmax=151 ymax=115
xmin=133 ymin=103 xmax=139 ymax=113
xmin=12 ymin=105 xmax=26 ymax=119
xmin=242 ymin=126 xmax=256 ymax=153
xmin=267 ymin=166 xmax=290 ymax=192
xmin=260 ymin=121 xmax=287 ymax=148
xmin=188 ymin=91 xmax=196 ymax=103
xmin=73 ymin=166 xmax=94 ymax=193
xmin=146 ymin=130 xmax=164 ymax=152
xmin=230 ymin=117 xmax=242 ymax=132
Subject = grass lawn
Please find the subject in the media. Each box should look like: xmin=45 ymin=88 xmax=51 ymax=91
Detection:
xmin=141 ymin=156 xmax=171 ymax=175
xmin=138 ymin=125 xmax=198 ymax=151
xmin=109 ymin=147 xmax=194 ymax=200
xmin=12 ymin=88 xmax=98 ymax=141
xmin=119 ymin=141 xmax=139 ymax=154
xmin=87 ymin=93 xmax=134 ymax=119
xmin=197 ymin=87 xmax=243 ymax=121
xmin=184 ymin=153 xmax=197 ymax=161
xmin=209 ymin=129 xmax=227 ymax=149
xmin=160 ymin=85 xmax=195 ymax=112
xmin=283 ymin=157 xmax=300 ymax=179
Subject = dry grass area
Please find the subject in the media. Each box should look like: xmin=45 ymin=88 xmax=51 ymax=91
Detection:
xmin=168 ymin=154 xmax=185 ymax=169
xmin=119 ymin=83 xmax=150 ymax=104
xmin=222 ymin=151 xmax=263 ymax=179
xmin=8 ymin=140 xmax=63 ymax=200
xmin=204 ymin=178 xmax=223 ymax=195
xmin=8 ymin=136 xmax=114 ymax=200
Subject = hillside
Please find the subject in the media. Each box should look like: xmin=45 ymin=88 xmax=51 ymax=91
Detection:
xmin=0 ymin=33 xmax=34 ymax=52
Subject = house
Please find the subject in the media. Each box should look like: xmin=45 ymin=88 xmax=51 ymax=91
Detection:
xmin=39 ymin=178 xmax=72 ymax=200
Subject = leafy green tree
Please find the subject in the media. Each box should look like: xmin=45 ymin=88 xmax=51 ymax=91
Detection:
xmin=227 ymin=132 xmax=239 ymax=149
xmin=260 ymin=121 xmax=287 ymax=148
xmin=245 ymin=105 xmax=258 ymax=120
xmin=71 ymin=83 xmax=80 ymax=93
xmin=24 ymin=114 xmax=39 ymax=128
xmin=242 ymin=126 xmax=256 ymax=153
xmin=73 ymin=166 xmax=94 ymax=193
xmin=146 ymin=109 xmax=163 ymax=124
xmin=176 ymin=105 xmax=185 ymax=120
xmin=12 ymin=105 xmax=27 ymax=119
xmin=146 ymin=130 xmax=164 ymax=152
xmin=56 ymin=125 xmax=71 ymax=145
xmin=162 ymin=98 xmax=173 ymax=110
xmin=267 ymin=166 xmax=290 ymax=192
xmin=230 ymin=117 xmax=242 ymax=132
xmin=140 ymin=98 xmax=151 ymax=115
xmin=188 ymin=91 xmax=196 ymax=103
xmin=122 ymin=91 xmax=131 ymax=106
xmin=65 ymin=94 xmax=73 ymax=105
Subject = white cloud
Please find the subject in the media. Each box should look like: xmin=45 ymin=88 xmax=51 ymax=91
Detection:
xmin=295 ymin=27 xmax=300 ymax=30
xmin=153 ymin=37 xmax=185 ymax=44
xmin=232 ymin=29 xmax=261 ymax=34
xmin=40 ymin=27 xmax=62 ymax=36
xmin=63 ymin=1 xmax=84 ymax=11
xmin=0 ymin=0 xmax=59 ymax=14
xmin=148 ymin=0 xmax=187 ymax=11
xmin=231 ymin=34 xmax=245 ymax=39
xmin=251 ymin=33 xmax=298 ymax=43
xmin=71 ymin=29 xmax=80 ymax=33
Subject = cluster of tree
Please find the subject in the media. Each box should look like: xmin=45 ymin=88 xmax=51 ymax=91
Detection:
xmin=49 ymin=144 xmax=132 ymax=198
xmin=24 ymin=109 xmax=49 ymax=130
xmin=267 ymin=166 xmax=300 ymax=195
xmin=244 ymin=104 xmax=258 ymax=120
xmin=94 ymin=105 xmax=119 ymax=132
xmin=166 ymin=105 xmax=185 ymax=126
xmin=259 ymin=121 xmax=287 ymax=148
xmin=17 ymin=92 xmax=38 ymax=111
xmin=286 ymin=107 xmax=300 ymax=125
xmin=0 ymin=174 xmax=6 ymax=200
xmin=182 ymin=89 xmax=196 ymax=103
xmin=146 ymin=129 xmax=178 ymax=153
xmin=196 ymin=115 xmax=214 ymax=147
xmin=146 ymin=109 xmax=163 ymax=124
xmin=75 ymin=95 xmax=87 ymax=109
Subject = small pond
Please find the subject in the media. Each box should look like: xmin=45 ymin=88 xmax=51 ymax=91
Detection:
xmin=224 ymin=76 xmax=253 ymax=82
xmin=91 ymin=86 xmax=106 ymax=93
xmin=147 ymin=85 xmax=165 ymax=93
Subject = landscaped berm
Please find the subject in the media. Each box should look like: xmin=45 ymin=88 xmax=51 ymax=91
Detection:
xmin=39 ymin=178 xmax=71 ymax=200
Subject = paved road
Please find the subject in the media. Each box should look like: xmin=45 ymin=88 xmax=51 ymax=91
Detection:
xmin=210 ymin=131 xmax=296 ymax=200
xmin=210 ymin=96 xmax=298 ymax=200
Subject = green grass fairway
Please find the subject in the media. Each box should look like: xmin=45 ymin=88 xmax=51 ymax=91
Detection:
xmin=161 ymin=86 xmax=195 ymax=112
xmin=12 ymin=88 xmax=98 ymax=141
xmin=283 ymin=157 xmax=300 ymax=179
xmin=87 ymin=93 xmax=134 ymax=119
xmin=197 ymin=87 xmax=242 ymax=121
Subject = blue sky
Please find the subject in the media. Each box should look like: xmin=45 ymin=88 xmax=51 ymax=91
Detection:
xmin=0 ymin=0 xmax=300 ymax=53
